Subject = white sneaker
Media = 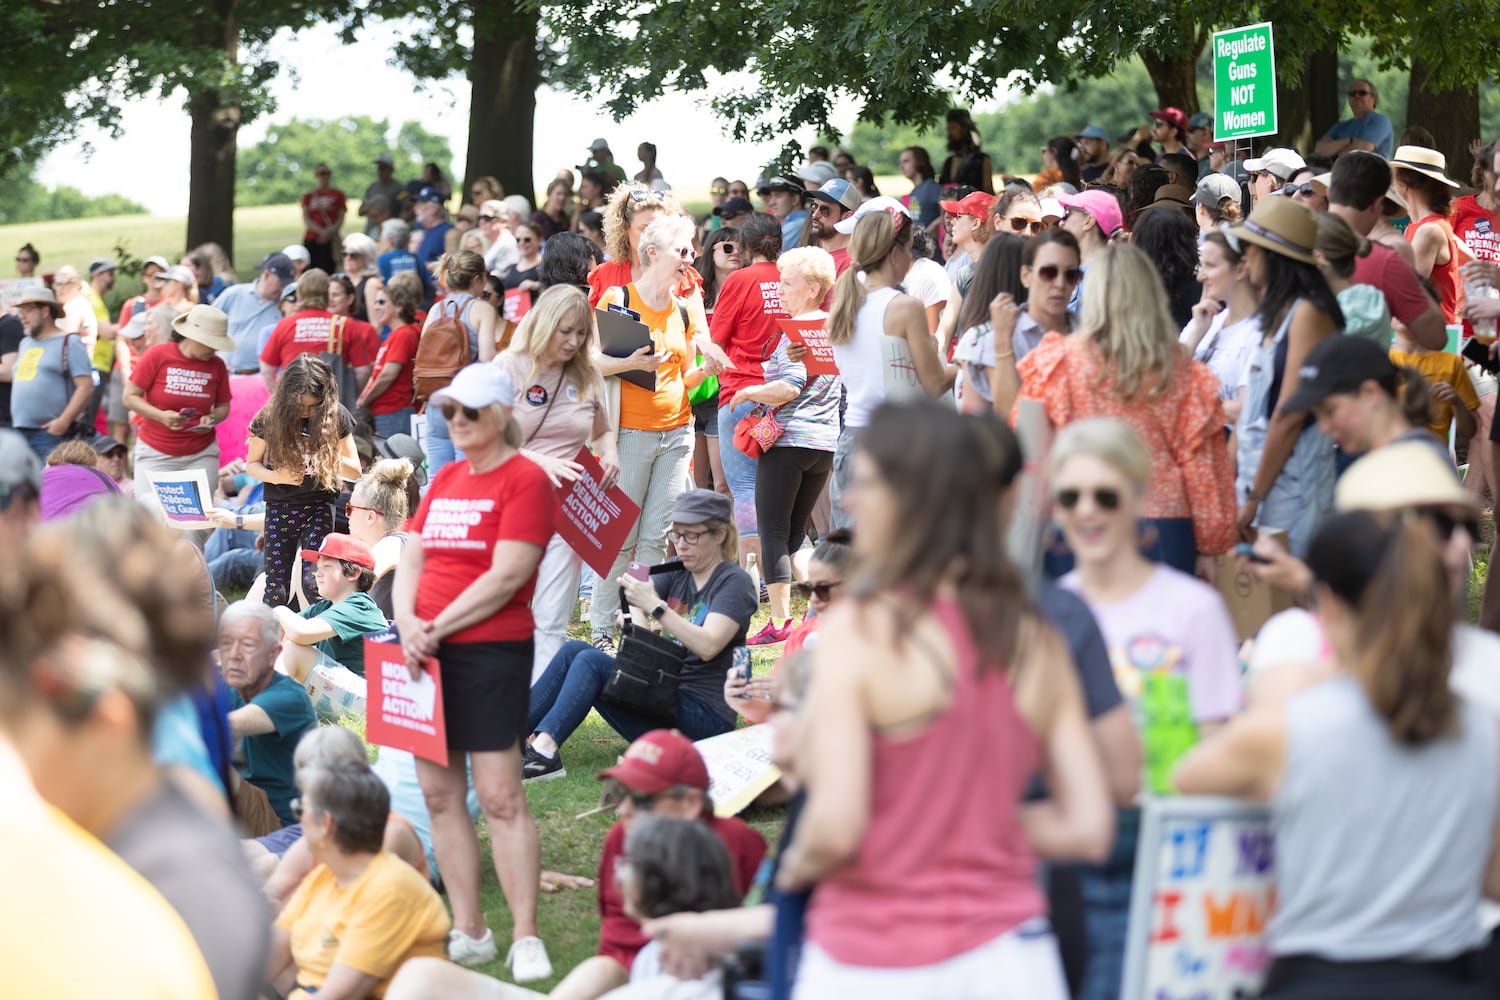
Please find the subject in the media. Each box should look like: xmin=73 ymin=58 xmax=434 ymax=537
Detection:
xmin=506 ymin=936 xmax=553 ymax=983
xmin=448 ymin=927 xmax=498 ymax=966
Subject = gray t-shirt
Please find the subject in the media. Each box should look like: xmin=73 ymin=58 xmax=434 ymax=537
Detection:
xmin=10 ymin=332 xmax=92 ymax=429
xmin=651 ymin=561 xmax=759 ymax=724
xmin=109 ymin=781 xmax=270 ymax=1000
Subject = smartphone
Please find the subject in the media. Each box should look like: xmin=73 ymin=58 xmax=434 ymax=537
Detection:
xmin=1235 ymin=542 xmax=1272 ymax=565
xmin=178 ymin=407 xmax=198 ymax=420
xmin=732 ymin=647 xmax=752 ymax=699
xmin=626 ymin=561 xmax=650 ymax=582
xmin=1463 ymin=337 xmax=1499 ymax=375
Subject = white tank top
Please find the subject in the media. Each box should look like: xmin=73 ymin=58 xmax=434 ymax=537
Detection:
xmin=832 ymin=286 xmax=914 ymax=430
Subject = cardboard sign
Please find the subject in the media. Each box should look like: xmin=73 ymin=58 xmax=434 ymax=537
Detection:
xmin=146 ymin=468 xmax=214 ymax=529
xmin=503 ymin=287 xmax=531 ymax=324
xmin=1123 ymin=796 xmax=1275 ymax=1000
xmin=777 ymin=319 xmax=839 ymax=377
xmin=363 ymin=632 xmax=448 ymax=767
xmin=0 ymin=277 xmax=43 ymax=314
xmin=554 ymin=446 xmax=643 ymax=578
xmin=696 ymin=723 xmax=782 ymax=817
xmin=1214 ymin=530 xmax=1294 ymax=642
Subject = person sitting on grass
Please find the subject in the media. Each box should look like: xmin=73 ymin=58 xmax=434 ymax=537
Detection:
xmin=266 ymin=761 xmax=451 ymax=999
xmin=273 ymin=532 xmax=389 ymax=685
xmin=381 ymin=729 xmax=766 ymax=1000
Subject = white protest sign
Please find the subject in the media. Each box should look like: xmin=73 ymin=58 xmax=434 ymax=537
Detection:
xmin=146 ymin=468 xmax=214 ymax=529
xmin=1123 ymin=796 xmax=1275 ymax=1000
xmin=695 ymin=724 xmax=781 ymax=817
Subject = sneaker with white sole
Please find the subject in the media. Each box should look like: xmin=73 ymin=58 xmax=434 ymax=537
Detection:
xmin=592 ymin=633 xmax=616 ymax=655
xmin=507 ymin=935 xmax=553 ymax=983
xmin=449 ymin=927 xmax=498 ymax=966
xmin=522 ymin=744 xmax=566 ymax=782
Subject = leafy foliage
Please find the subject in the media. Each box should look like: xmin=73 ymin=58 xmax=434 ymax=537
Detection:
xmin=0 ymin=169 xmax=147 ymax=226
xmin=236 ymin=117 xmax=454 ymax=206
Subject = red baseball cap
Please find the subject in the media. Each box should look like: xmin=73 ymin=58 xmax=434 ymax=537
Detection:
xmin=299 ymin=532 xmax=376 ymax=570
xmin=1150 ymin=107 xmax=1189 ymax=133
xmin=939 ymin=190 xmax=997 ymax=221
xmin=598 ymin=729 xmax=710 ymax=794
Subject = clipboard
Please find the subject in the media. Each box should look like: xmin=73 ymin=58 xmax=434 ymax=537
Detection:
xmin=595 ymin=307 xmax=657 ymax=392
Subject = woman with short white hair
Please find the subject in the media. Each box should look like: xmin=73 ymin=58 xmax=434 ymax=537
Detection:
xmin=339 ymin=232 xmax=383 ymax=322
xmin=729 ymin=245 xmax=842 ymax=645
xmin=479 ymin=198 xmax=518 ymax=275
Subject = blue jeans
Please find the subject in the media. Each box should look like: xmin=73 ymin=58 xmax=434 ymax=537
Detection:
xmin=208 ymin=547 xmax=264 ymax=592
xmin=374 ymin=409 xmax=415 ymax=439
xmin=528 ymin=640 xmax=734 ymax=747
xmin=16 ymin=427 xmax=64 ymax=462
xmin=1078 ymin=808 xmax=1140 ymax=1000
xmin=718 ymin=399 xmax=761 ymax=537
xmin=424 ymin=405 xmax=464 ymax=477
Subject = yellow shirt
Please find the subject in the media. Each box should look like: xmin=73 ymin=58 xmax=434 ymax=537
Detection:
xmin=0 ymin=742 xmax=217 ymax=999
xmin=1389 ymin=349 xmax=1480 ymax=441
xmin=277 ymin=850 xmax=450 ymax=997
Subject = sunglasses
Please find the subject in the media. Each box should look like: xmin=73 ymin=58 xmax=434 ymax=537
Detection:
xmin=440 ymin=403 xmax=483 ymax=422
xmin=1034 ymin=264 xmax=1084 ymax=286
xmin=809 ymin=203 xmax=841 ymax=218
xmin=342 ymin=250 xmax=361 ymax=258
xmin=1005 ymin=217 xmax=1046 ymax=235
xmin=345 ymin=502 xmax=377 ymax=517
xmin=1250 ymin=171 xmax=1273 ymax=184
xmin=1056 ymin=486 xmax=1122 ymax=511
xmin=629 ymin=189 xmax=667 ymax=205
xmin=518 ymin=237 xmax=536 ymax=244
xmin=793 ymin=580 xmax=843 ymax=601
xmin=479 ymin=214 xmax=499 ymax=222
xmin=1349 ymin=89 xmax=1372 ymax=97
xmin=15 ymin=256 xmax=34 ymax=264
xmin=715 ymin=244 xmax=740 ymax=254
xmin=1419 ymin=507 xmax=1480 ymax=542
xmin=290 ymin=796 xmax=305 ymax=820
xmin=1283 ymin=183 xmax=1317 ymax=198
xmin=710 ymin=186 xmax=729 ymax=196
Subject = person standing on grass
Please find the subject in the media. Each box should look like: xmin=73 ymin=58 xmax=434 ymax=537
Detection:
xmin=302 ymin=163 xmax=347 ymax=274
xmin=7 ymin=288 xmax=93 ymax=461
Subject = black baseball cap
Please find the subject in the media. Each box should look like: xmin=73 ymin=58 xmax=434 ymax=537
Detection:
xmin=714 ymin=196 xmax=754 ymax=218
xmin=1281 ymin=335 xmax=1398 ymax=412
xmin=755 ymin=175 xmax=805 ymax=197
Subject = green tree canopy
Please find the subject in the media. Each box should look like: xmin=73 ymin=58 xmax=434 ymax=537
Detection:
xmin=0 ymin=169 xmax=147 ymax=226
xmin=236 ymin=117 xmax=454 ymax=207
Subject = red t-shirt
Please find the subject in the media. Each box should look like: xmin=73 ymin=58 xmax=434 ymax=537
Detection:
xmin=129 ymin=341 xmax=232 ymax=456
xmin=259 ymin=310 xmax=375 ymax=371
xmin=596 ymin=814 xmax=768 ymax=969
xmin=1351 ymin=243 xmax=1435 ymax=327
xmin=820 ymin=248 xmax=854 ymax=311
xmin=710 ymin=260 xmax=789 ymax=399
xmin=301 ymin=188 xmax=347 ymax=242
xmin=1453 ymin=196 xmax=1500 ymax=263
xmin=368 ymin=322 xmax=420 ymax=414
xmin=409 ymin=457 xmax=555 ymax=643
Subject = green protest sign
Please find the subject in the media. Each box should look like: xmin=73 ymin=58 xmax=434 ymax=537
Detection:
xmin=1212 ymin=22 xmax=1277 ymax=141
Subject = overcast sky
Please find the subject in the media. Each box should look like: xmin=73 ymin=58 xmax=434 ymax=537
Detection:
xmin=37 ymin=22 xmax=861 ymax=214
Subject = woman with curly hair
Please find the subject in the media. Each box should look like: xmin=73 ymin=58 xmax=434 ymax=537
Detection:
xmin=586 ymin=182 xmax=704 ymax=309
xmin=246 ymin=354 xmax=360 ymax=607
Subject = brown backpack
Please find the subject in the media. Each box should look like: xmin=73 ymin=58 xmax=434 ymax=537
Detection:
xmin=412 ymin=295 xmax=474 ymax=409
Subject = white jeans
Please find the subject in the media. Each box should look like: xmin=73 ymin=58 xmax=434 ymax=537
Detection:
xmin=588 ymin=425 xmax=693 ymax=636
xmin=793 ymin=922 xmax=1067 ymax=1000
xmin=530 ymin=533 xmax=583 ymax=684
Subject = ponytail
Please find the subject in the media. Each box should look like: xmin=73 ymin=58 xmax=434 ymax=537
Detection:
xmin=827 ymin=267 xmax=866 ymax=346
xmin=1395 ymin=366 xmax=1432 ymax=431
xmin=1308 ymin=510 xmax=1457 ymax=745
xmin=828 ymin=211 xmax=907 ymax=346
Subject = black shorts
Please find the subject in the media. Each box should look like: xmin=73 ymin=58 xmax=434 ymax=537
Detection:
xmin=437 ymin=639 xmax=532 ymax=752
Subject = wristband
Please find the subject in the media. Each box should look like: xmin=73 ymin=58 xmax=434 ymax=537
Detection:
xmin=650 ymin=602 xmax=669 ymax=621
xmin=235 ymin=514 xmax=244 ymax=530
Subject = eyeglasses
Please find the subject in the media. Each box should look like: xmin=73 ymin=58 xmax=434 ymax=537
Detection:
xmin=626 ymin=790 xmax=663 ymax=811
xmin=809 ymin=203 xmax=839 ymax=218
xmin=710 ymin=186 xmax=729 ymax=196
xmin=345 ymin=502 xmax=378 ymax=517
xmin=1056 ymin=487 xmax=1122 ymax=511
xmin=1418 ymin=507 xmax=1480 ymax=542
xmin=1349 ymin=89 xmax=1372 ymax=97
xmin=1035 ymin=264 xmax=1084 ymax=286
xmin=793 ymin=580 xmax=843 ymax=601
xmin=518 ymin=237 xmax=536 ymax=244
xmin=670 ymin=528 xmax=711 ymax=544
xmin=628 ymin=189 xmax=667 ymax=205
xmin=290 ymin=796 xmax=305 ymax=820
xmin=479 ymin=290 xmax=494 ymax=301
xmin=1005 ymin=217 xmax=1046 ymax=235
xmin=479 ymin=214 xmax=499 ymax=222
xmin=440 ymin=403 xmax=483 ymax=422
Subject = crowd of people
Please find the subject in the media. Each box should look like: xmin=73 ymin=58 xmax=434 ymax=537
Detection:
xmin=3 ymin=94 xmax=1500 ymax=1000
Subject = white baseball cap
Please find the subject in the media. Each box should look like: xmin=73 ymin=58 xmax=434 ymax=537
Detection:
xmin=281 ymin=244 xmax=312 ymax=264
xmin=429 ymin=364 xmax=516 ymax=411
xmin=833 ymin=195 xmax=914 ymax=236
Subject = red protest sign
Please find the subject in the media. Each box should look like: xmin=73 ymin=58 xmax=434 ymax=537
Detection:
xmin=503 ymin=288 xmax=531 ymax=323
xmin=363 ymin=636 xmax=448 ymax=767
xmin=778 ymin=319 xmax=839 ymax=377
xmin=555 ymin=446 xmax=643 ymax=578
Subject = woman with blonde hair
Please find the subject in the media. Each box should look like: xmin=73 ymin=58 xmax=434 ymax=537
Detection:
xmin=496 ymin=284 xmax=620 ymax=680
xmin=586 ymin=182 xmax=703 ymax=308
xmin=827 ymin=208 xmax=956 ymax=529
xmin=339 ymin=231 xmax=383 ymax=323
xmin=421 ymin=250 xmax=499 ymax=475
xmin=1016 ymin=241 xmax=1236 ymax=574
xmin=345 ymin=456 xmax=418 ymax=618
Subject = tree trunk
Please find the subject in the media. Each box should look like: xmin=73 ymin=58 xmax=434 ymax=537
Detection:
xmin=1407 ymin=55 xmax=1479 ymax=178
xmin=466 ymin=3 xmax=539 ymax=208
xmin=186 ymin=0 xmax=239 ymax=259
xmin=186 ymin=88 xmax=240 ymax=258
xmin=1141 ymin=49 xmax=1201 ymax=114
xmin=1306 ymin=46 xmax=1340 ymax=147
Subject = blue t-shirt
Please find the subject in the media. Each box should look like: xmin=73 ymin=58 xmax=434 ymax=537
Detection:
xmin=780 ymin=211 xmax=808 ymax=252
xmin=214 ymin=282 xmax=282 ymax=370
xmin=10 ymin=332 xmax=93 ymax=429
xmin=1328 ymin=112 xmax=1394 ymax=158
xmin=378 ymin=249 xmax=419 ymax=284
xmin=417 ymin=223 xmax=453 ymax=289
xmin=909 ymin=179 xmax=944 ymax=228
xmin=231 ymin=673 xmax=316 ymax=825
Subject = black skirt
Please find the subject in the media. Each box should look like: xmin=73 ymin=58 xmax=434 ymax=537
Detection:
xmin=436 ymin=639 xmax=532 ymax=752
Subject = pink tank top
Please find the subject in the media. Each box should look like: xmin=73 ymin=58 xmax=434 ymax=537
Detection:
xmin=805 ymin=598 xmax=1046 ymax=967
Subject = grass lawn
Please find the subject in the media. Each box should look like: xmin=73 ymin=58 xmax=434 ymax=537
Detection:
xmin=428 ymin=601 xmax=793 ymax=990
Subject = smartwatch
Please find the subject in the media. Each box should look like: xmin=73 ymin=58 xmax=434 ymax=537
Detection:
xmin=649 ymin=601 xmax=669 ymax=621
xmin=236 ymin=514 xmax=244 ymax=529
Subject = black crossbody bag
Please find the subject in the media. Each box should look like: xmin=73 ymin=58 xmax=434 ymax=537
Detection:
xmin=599 ymin=560 xmax=686 ymax=725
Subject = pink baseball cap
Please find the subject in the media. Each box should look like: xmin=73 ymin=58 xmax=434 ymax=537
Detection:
xmin=1056 ymin=190 xmax=1125 ymax=238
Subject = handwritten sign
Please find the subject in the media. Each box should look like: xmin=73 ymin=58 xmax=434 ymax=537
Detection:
xmin=695 ymin=724 xmax=782 ymax=817
xmin=363 ymin=632 xmax=449 ymax=767
xmin=1123 ymin=797 xmax=1275 ymax=1000
xmin=0 ymin=277 xmax=43 ymax=315
xmin=503 ymin=287 xmax=531 ymax=324
xmin=554 ymin=446 xmax=642 ymax=578
xmin=146 ymin=468 xmax=214 ymax=529
xmin=777 ymin=319 xmax=838 ymax=377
